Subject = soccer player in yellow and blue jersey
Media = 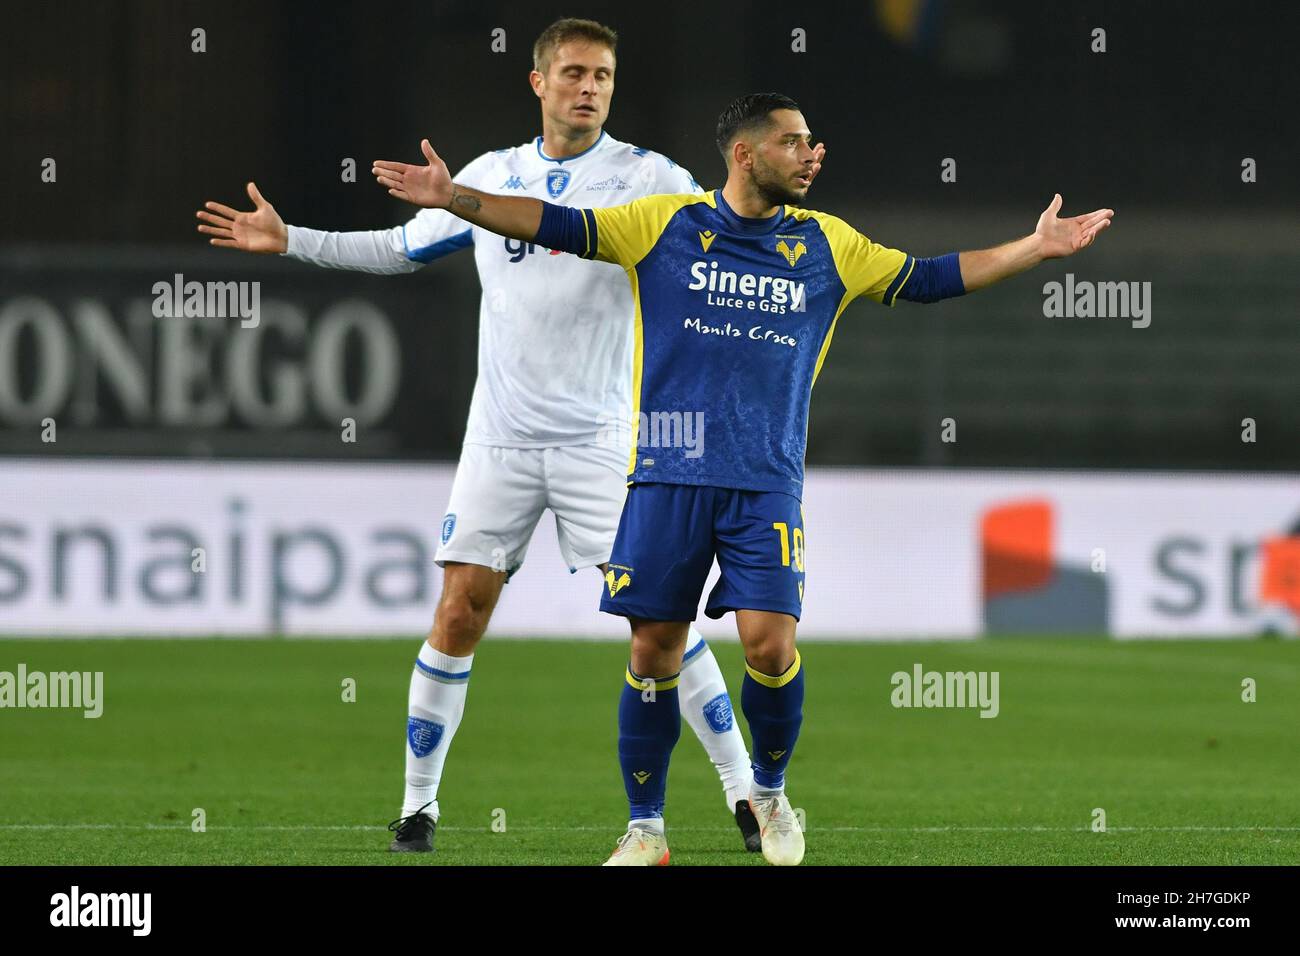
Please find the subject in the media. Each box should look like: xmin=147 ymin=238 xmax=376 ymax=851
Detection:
xmin=373 ymin=92 xmax=1113 ymax=866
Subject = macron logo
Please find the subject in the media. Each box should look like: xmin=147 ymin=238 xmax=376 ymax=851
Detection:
xmin=50 ymin=886 xmax=152 ymax=936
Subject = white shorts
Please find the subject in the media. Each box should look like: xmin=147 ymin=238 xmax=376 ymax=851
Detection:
xmin=435 ymin=441 xmax=629 ymax=576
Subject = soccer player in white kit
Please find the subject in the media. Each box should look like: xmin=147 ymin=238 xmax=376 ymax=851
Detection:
xmin=196 ymin=19 xmax=818 ymax=855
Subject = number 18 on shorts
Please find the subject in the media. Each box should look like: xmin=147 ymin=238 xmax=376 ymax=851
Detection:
xmin=599 ymin=483 xmax=806 ymax=623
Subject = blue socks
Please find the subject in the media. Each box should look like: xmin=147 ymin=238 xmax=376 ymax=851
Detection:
xmin=741 ymin=651 xmax=804 ymax=790
xmin=617 ymin=650 xmax=804 ymax=823
xmin=618 ymin=667 xmax=681 ymax=821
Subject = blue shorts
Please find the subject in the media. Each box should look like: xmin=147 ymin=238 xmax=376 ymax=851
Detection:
xmin=599 ymin=483 xmax=806 ymax=622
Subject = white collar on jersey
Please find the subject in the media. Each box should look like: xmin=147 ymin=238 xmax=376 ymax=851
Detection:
xmin=533 ymin=130 xmax=608 ymax=164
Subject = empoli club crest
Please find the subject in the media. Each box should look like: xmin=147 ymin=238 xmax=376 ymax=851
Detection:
xmin=546 ymin=168 xmax=571 ymax=197
xmin=407 ymin=717 xmax=445 ymax=758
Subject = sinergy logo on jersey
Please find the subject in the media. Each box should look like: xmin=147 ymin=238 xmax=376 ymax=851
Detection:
xmin=687 ymin=259 xmax=806 ymax=315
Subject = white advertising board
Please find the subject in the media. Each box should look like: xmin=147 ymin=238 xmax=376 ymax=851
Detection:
xmin=1 ymin=460 xmax=1296 ymax=639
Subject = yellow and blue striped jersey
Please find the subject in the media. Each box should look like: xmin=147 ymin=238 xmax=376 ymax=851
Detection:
xmin=558 ymin=189 xmax=915 ymax=498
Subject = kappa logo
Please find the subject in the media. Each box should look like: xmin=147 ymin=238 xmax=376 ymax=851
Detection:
xmin=632 ymin=770 xmax=652 ymax=785
xmin=775 ymin=238 xmax=806 ymax=267
xmin=500 ymin=176 xmax=525 ymax=190
xmin=698 ymin=229 xmax=717 ymax=252
xmin=546 ymin=168 xmax=571 ymax=197
xmin=605 ymin=569 xmax=632 ymax=597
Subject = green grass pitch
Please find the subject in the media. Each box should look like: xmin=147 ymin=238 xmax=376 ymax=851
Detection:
xmin=1 ymin=637 xmax=1296 ymax=865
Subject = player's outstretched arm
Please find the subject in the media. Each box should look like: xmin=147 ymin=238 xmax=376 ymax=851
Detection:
xmin=196 ymin=178 xmax=442 ymax=274
xmin=958 ymin=194 xmax=1113 ymax=292
xmin=196 ymin=182 xmax=289 ymax=253
xmin=373 ymin=140 xmax=543 ymax=242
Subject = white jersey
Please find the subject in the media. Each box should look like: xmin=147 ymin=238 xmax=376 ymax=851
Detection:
xmin=285 ymin=131 xmax=701 ymax=447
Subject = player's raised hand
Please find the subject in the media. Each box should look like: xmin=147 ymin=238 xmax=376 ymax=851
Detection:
xmin=1034 ymin=193 xmax=1114 ymax=259
xmin=195 ymin=182 xmax=288 ymax=253
xmin=808 ymin=141 xmax=827 ymax=184
xmin=373 ymin=139 xmax=453 ymax=209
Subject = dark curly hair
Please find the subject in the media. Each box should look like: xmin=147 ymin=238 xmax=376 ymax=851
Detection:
xmin=715 ymin=93 xmax=802 ymax=162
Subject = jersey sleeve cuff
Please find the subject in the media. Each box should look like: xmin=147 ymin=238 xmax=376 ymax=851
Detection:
xmin=535 ymin=202 xmax=599 ymax=259
xmin=282 ymin=224 xmax=302 ymax=257
xmin=894 ymin=252 xmax=965 ymax=304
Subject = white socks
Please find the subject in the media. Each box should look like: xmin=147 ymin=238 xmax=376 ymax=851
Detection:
xmin=401 ymin=628 xmax=750 ymax=823
xmin=678 ymin=626 xmax=754 ymax=809
xmin=402 ymin=641 xmax=474 ymax=819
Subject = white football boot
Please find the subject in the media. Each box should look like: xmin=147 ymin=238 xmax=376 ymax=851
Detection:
xmin=602 ymin=826 xmax=671 ymax=866
xmin=749 ymin=792 xmax=805 ymax=866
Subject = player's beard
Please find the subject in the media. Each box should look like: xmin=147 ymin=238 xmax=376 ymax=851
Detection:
xmin=751 ymin=159 xmax=807 ymax=208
